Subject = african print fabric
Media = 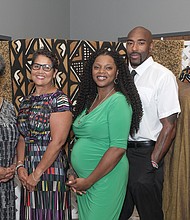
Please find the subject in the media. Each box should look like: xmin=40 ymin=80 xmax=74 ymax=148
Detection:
xmin=9 ymin=38 xmax=126 ymax=114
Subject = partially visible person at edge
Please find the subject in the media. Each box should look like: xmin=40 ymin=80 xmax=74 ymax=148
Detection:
xmin=16 ymin=48 xmax=72 ymax=220
xmin=67 ymin=48 xmax=143 ymax=220
xmin=119 ymin=26 xmax=181 ymax=220
xmin=0 ymin=54 xmax=19 ymax=219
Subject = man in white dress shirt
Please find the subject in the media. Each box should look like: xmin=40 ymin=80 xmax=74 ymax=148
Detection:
xmin=120 ymin=26 xmax=181 ymax=220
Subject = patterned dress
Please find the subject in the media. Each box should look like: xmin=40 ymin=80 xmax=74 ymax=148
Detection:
xmin=17 ymin=90 xmax=72 ymax=220
xmin=0 ymin=99 xmax=19 ymax=219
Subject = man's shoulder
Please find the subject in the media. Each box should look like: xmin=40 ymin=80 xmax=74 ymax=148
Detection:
xmin=151 ymin=60 xmax=174 ymax=77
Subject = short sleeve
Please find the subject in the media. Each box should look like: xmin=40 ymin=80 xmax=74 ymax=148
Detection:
xmin=108 ymin=95 xmax=132 ymax=149
xmin=52 ymin=93 xmax=72 ymax=113
xmin=157 ymin=73 xmax=180 ymax=119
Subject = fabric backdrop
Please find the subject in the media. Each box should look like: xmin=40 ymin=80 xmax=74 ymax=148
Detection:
xmin=0 ymin=38 xmax=185 ymax=220
xmin=8 ymin=39 xmax=184 ymax=113
xmin=163 ymin=80 xmax=190 ymax=220
xmin=9 ymin=38 xmax=126 ymax=113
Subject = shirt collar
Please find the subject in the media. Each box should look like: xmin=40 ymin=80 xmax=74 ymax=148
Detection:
xmin=129 ymin=56 xmax=154 ymax=76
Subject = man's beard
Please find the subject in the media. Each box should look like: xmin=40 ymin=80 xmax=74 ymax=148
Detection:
xmin=128 ymin=52 xmax=149 ymax=67
xmin=129 ymin=52 xmax=143 ymax=67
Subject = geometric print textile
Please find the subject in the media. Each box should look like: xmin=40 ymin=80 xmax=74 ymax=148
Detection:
xmin=9 ymin=38 xmax=126 ymax=114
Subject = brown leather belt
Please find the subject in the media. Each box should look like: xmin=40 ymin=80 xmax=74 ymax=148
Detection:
xmin=127 ymin=140 xmax=156 ymax=148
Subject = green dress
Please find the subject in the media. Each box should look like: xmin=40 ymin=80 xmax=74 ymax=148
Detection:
xmin=71 ymin=92 xmax=132 ymax=220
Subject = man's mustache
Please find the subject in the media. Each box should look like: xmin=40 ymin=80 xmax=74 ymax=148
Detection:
xmin=128 ymin=52 xmax=141 ymax=58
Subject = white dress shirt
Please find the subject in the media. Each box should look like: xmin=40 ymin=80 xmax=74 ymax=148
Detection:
xmin=129 ymin=56 xmax=181 ymax=141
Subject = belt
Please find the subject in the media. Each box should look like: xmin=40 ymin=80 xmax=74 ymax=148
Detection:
xmin=127 ymin=140 xmax=156 ymax=148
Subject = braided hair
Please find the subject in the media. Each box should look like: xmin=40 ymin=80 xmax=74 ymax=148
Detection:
xmin=73 ymin=48 xmax=143 ymax=135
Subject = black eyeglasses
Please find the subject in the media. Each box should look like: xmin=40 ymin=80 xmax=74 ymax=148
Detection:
xmin=32 ymin=63 xmax=53 ymax=72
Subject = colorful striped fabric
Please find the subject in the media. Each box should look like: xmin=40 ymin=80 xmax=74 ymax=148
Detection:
xmin=17 ymin=90 xmax=72 ymax=220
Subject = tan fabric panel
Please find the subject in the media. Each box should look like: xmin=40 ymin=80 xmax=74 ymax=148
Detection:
xmin=152 ymin=40 xmax=184 ymax=77
xmin=0 ymin=41 xmax=12 ymax=102
xmin=163 ymin=80 xmax=190 ymax=220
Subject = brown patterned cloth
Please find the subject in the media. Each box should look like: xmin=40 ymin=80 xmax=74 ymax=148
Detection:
xmin=9 ymin=38 xmax=125 ymax=114
xmin=152 ymin=40 xmax=184 ymax=77
xmin=0 ymin=41 xmax=12 ymax=103
xmin=163 ymin=80 xmax=190 ymax=220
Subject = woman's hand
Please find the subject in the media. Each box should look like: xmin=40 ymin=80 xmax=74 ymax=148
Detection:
xmin=67 ymin=174 xmax=77 ymax=192
xmin=25 ymin=172 xmax=39 ymax=192
xmin=0 ymin=164 xmax=15 ymax=182
xmin=67 ymin=175 xmax=87 ymax=195
xmin=0 ymin=167 xmax=8 ymax=181
xmin=17 ymin=167 xmax=28 ymax=187
xmin=4 ymin=164 xmax=15 ymax=181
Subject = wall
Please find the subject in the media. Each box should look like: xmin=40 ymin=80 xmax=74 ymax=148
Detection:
xmin=0 ymin=0 xmax=70 ymax=40
xmin=70 ymin=0 xmax=190 ymax=42
xmin=0 ymin=1 xmax=189 ymax=43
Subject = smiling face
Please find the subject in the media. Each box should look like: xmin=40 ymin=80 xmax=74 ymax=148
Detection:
xmin=92 ymin=54 xmax=117 ymax=90
xmin=126 ymin=27 xmax=153 ymax=68
xmin=31 ymin=54 xmax=57 ymax=87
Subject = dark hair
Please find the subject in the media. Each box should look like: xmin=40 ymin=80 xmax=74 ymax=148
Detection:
xmin=31 ymin=48 xmax=58 ymax=70
xmin=73 ymin=48 xmax=143 ymax=135
xmin=0 ymin=54 xmax=5 ymax=76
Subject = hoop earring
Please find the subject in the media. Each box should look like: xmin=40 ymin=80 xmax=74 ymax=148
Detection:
xmin=114 ymin=77 xmax=118 ymax=84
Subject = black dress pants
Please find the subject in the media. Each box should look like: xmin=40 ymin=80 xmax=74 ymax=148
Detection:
xmin=119 ymin=145 xmax=164 ymax=220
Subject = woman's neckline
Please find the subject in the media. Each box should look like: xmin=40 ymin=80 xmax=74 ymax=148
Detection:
xmin=77 ymin=92 xmax=118 ymax=125
xmin=88 ymin=90 xmax=117 ymax=114
xmin=32 ymin=88 xmax=58 ymax=97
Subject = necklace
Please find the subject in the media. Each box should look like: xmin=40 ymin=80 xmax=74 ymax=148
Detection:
xmin=90 ymin=87 xmax=115 ymax=111
xmin=77 ymin=112 xmax=87 ymax=124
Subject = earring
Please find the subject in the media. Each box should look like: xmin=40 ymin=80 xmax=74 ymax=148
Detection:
xmin=114 ymin=77 xmax=118 ymax=84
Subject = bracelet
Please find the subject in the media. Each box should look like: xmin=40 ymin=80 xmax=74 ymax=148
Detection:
xmin=32 ymin=172 xmax=40 ymax=182
xmin=16 ymin=163 xmax=24 ymax=171
xmin=151 ymin=160 xmax=159 ymax=169
xmin=15 ymin=164 xmax=24 ymax=175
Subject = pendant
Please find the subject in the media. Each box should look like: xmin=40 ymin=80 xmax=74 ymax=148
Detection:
xmin=77 ymin=113 xmax=86 ymax=124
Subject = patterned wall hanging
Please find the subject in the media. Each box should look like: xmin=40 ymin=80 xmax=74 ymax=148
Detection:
xmin=182 ymin=40 xmax=190 ymax=70
xmin=9 ymin=38 xmax=126 ymax=113
xmin=151 ymin=40 xmax=184 ymax=77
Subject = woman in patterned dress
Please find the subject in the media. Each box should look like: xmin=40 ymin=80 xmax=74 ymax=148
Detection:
xmin=16 ymin=49 xmax=72 ymax=220
xmin=0 ymin=54 xmax=19 ymax=219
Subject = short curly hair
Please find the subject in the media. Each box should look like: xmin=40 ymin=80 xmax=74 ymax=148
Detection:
xmin=31 ymin=48 xmax=59 ymax=70
xmin=73 ymin=48 xmax=143 ymax=135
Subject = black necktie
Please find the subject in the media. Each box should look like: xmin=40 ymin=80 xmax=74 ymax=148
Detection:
xmin=131 ymin=70 xmax=137 ymax=79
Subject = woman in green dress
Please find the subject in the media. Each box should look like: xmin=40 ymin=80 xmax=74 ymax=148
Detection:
xmin=67 ymin=48 xmax=143 ymax=220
